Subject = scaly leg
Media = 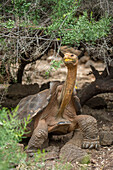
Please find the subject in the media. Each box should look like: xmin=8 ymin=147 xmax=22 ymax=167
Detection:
xmin=26 ymin=119 xmax=48 ymax=155
xmin=76 ymin=115 xmax=100 ymax=149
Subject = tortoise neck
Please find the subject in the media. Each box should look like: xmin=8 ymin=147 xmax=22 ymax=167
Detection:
xmin=65 ymin=66 xmax=77 ymax=90
xmin=57 ymin=65 xmax=77 ymax=118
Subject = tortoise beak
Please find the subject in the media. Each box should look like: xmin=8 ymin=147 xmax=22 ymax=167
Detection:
xmin=63 ymin=55 xmax=77 ymax=64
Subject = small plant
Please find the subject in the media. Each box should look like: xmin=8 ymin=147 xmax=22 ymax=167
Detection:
xmin=0 ymin=106 xmax=49 ymax=169
xmin=45 ymin=59 xmax=63 ymax=78
xmin=0 ymin=106 xmax=30 ymax=169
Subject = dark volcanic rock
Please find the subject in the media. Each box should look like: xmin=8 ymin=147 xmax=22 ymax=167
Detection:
xmin=40 ymin=82 xmax=50 ymax=91
xmin=7 ymin=83 xmax=40 ymax=98
xmin=86 ymin=96 xmax=107 ymax=109
xmin=2 ymin=83 xmax=40 ymax=108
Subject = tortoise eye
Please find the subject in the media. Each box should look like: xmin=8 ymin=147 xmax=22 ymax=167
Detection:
xmin=71 ymin=54 xmax=74 ymax=57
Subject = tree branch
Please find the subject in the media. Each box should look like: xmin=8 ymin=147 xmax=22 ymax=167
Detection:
xmin=90 ymin=65 xmax=100 ymax=79
xmin=78 ymin=65 xmax=113 ymax=106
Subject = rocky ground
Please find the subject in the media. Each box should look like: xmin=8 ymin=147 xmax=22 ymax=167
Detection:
xmin=1 ymin=47 xmax=113 ymax=169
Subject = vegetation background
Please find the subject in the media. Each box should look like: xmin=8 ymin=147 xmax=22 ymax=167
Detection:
xmin=0 ymin=0 xmax=113 ymax=84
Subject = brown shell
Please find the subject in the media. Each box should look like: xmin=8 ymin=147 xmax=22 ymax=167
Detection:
xmin=17 ymin=81 xmax=62 ymax=120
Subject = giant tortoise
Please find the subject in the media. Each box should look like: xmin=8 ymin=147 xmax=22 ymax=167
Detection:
xmin=17 ymin=53 xmax=100 ymax=154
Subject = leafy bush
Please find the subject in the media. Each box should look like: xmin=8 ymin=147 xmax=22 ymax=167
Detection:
xmin=1 ymin=19 xmax=15 ymax=29
xmin=0 ymin=0 xmax=112 ymax=82
xmin=0 ymin=106 xmax=30 ymax=169
xmin=0 ymin=0 xmax=111 ymax=44
xmin=47 ymin=11 xmax=111 ymax=45
xmin=47 ymin=0 xmax=81 ymax=18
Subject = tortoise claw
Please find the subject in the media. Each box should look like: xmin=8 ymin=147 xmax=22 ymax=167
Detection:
xmin=95 ymin=142 xmax=100 ymax=150
xmin=82 ymin=142 xmax=90 ymax=149
xmin=82 ymin=139 xmax=100 ymax=150
xmin=85 ymin=143 xmax=90 ymax=149
xmin=89 ymin=144 xmax=94 ymax=149
xmin=95 ymin=143 xmax=99 ymax=149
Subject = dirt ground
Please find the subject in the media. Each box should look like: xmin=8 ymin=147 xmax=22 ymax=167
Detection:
xmin=19 ymin=55 xmax=113 ymax=170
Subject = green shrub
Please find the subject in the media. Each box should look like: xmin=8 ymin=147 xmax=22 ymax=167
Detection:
xmin=47 ymin=11 xmax=111 ymax=45
xmin=0 ymin=0 xmax=111 ymax=51
xmin=0 ymin=106 xmax=30 ymax=169
xmin=0 ymin=107 xmax=48 ymax=169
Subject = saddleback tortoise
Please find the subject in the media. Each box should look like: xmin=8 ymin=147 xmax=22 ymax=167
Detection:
xmin=17 ymin=53 xmax=100 ymax=154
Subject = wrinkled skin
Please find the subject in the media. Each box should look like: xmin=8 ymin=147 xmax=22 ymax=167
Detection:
xmin=17 ymin=53 xmax=100 ymax=155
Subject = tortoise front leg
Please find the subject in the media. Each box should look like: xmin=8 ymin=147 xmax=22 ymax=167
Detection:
xmin=76 ymin=115 xmax=100 ymax=149
xmin=26 ymin=119 xmax=48 ymax=155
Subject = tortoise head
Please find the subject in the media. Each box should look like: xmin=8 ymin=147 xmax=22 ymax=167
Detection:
xmin=63 ymin=53 xmax=78 ymax=68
